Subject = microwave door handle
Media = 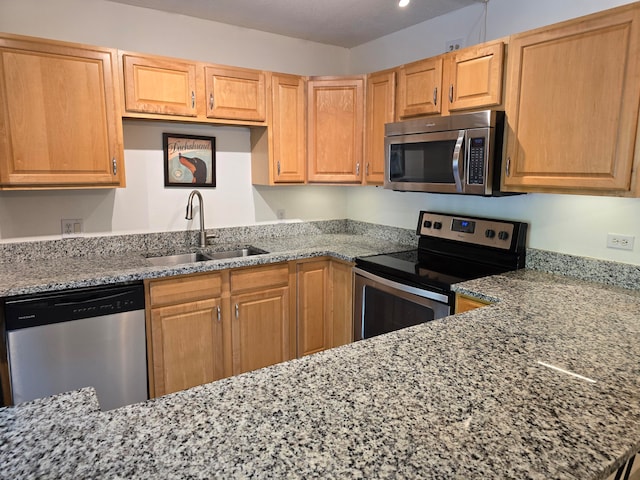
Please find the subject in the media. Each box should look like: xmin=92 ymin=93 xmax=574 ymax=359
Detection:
xmin=452 ymin=130 xmax=465 ymax=192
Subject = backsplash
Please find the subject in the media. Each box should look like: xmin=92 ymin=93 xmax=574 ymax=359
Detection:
xmin=2 ymin=220 xmax=638 ymax=291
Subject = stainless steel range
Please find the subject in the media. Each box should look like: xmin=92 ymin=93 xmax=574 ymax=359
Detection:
xmin=353 ymin=211 xmax=528 ymax=341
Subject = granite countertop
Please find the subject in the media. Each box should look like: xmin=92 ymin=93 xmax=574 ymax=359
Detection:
xmin=0 ymin=233 xmax=414 ymax=297
xmin=2 ymin=267 xmax=640 ymax=479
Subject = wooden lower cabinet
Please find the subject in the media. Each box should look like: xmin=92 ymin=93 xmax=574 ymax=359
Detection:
xmin=455 ymin=293 xmax=492 ymax=314
xmin=229 ymin=263 xmax=295 ymax=376
xmin=296 ymin=258 xmax=354 ymax=357
xmin=145 ymin=272 xmax=229 ymax=398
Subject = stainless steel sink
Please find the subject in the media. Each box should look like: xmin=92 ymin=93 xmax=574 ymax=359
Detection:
xmin=145 ymin=246 xmax=267 ymax=267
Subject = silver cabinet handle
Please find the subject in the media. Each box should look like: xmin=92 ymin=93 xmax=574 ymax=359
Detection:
xmin=506 ymin=157 xmax=511 ymax=177
xmin=209 ymin=93 xmax=214 ymax=110
xmin=277 ymin=160 xmax=281 ymax=176
xmin=452 ymin=130 xmax=465 ymax=193
xmin=433 ymin=87 xmax=438 ymax=106
xmin=235 ymin=303 xmax=239 ymax=319
xmin=216 ymin=305 xmax=221 ymax=322
xmin=191 ymin=91 xmax=195 ymax=108
xmin=356 ymin=162 xmax=360 ymax=176
xmin=366 ymin=162 xmax=370 ymax=176
xmin=112 ymin=157 xmax=117 ymax=176
xmin=449 ymin=84 xmax=454 ymax=103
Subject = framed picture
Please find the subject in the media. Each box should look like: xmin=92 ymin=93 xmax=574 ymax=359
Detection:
xmin=163 ymin=133 xmax=216 ymax=187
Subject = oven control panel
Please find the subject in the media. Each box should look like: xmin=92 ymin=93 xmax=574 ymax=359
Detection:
xmin=418 ymin=212 xmax=518 ymax=250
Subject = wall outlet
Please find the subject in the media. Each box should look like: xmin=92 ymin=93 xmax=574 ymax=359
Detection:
xmin=445 ymin=38 xmax=465 ymax=52
xmin=606 ymin=233 xmax=634 ymax=251
xmin=276 ymin=209 xmax=285 ymax=220
xmin=61 ymin=218 xmax=83 ymax=238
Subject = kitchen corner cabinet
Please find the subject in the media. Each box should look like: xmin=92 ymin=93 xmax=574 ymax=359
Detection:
xmin=503 ymin=3 xmax=640 ymax=195
xmin=455 ymin=293 xmax=492 ymax=314
xmin=364 ymin=69 xmax=396 ymax=185
xmin=296 ymin=258 xmax=354 ymax=357
xmin=0 ymin=34 xmax=125 ymax=189
xmin=145 ymin=273 xmax=228 ymax=398
xmin=251 ymin=73 xmax=306 ymax=184
xmin=307 ymin=76 xmax=365 ymax=183
xmin=230 ymin=263 xmax=295 ymax=375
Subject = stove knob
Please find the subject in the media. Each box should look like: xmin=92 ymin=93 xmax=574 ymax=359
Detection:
xmin=485 ymin=229 xmax=496 ymax=239
xmin=423 ymin=220 xmax=432 ymax=228
xmin=498 ymin=231 xmax=510 ymax=241
xmin=433 ymin=221 xmax=442 ymax=230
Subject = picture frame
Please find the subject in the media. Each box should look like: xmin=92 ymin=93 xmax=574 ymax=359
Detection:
xmin=163 ymin=133 xmax=216 ymax=187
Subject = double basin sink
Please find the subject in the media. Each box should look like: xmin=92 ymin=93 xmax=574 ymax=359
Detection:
xmin=145 ymin=246 xmax=268 ymax=267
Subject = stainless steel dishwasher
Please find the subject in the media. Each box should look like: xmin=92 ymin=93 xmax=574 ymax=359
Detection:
xmin=5 ymin=282 xmax=148 ymax=410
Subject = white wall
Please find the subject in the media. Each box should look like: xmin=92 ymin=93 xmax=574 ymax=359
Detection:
xmin=347 ymin=0 xmax=640 ymax=265
xmin=0 ymin=0 xmax=350 ymax=240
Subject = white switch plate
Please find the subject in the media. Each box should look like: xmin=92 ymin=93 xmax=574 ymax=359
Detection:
xmin=606 ymin=233 xmax=634 ymax=251
xmin=61 ymin=218 xmax=83 ymax=238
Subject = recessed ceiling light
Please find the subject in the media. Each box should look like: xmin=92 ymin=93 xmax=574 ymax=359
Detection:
xmin=399 ymin=0 xmax=410 ymax=7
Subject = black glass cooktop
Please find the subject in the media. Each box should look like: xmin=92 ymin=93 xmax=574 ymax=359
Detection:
xmin=355 ymin=249 xmax=513 ymax=293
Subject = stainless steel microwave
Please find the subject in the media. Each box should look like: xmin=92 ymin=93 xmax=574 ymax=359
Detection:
xmin=384 ymin=110 xmax=505 ymax=195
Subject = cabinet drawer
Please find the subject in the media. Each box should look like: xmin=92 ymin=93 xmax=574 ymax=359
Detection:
xmin=148 ymin=273 xmax=223 ymax=307
xmin=230 ymin=263 xmax=289 ymax=293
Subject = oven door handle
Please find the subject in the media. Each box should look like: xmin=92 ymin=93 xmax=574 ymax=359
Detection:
xmin=452 ymin=130 xmax=465 ymax=193
xmin=353 ymin=267 xmax=449 ymax=304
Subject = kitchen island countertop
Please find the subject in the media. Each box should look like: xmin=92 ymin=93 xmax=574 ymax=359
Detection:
xmin=2 ymin=267 xmax=640 ymax=479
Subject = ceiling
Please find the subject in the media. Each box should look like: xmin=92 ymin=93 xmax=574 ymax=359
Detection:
xmin=105 ymin=0 xmax=483 ymax=48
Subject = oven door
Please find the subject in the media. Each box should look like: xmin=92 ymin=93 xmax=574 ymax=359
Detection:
xmin=353 ymin=267 xmax=452 ymax=341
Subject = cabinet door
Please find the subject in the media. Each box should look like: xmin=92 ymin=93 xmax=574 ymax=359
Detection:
xmin=204 ymin=65 xmax=266 ymax=121
xmin=297 ymin=259 xmax=331 ymax=357
xmin=365 ymin=70 xmax=396 ymax=185
xmin=231 ymin=287 xmax=291 ymax=375
xmin=122 ymin=54 xmax=197 ymax=116
xmin=271 ymin=73 xmax=306 ymax=183
xmin=330 ymin=260 xmax=354 ymax=348
xmin=396 ymin=57 xmax=443 ymax=119
xmin=0 ymin=35 xmax=124 ymax=188
xmin=503 ymin=5 xmax=640 ymax=194
xmin=445 ymin=41 xmax=504 ymax=113
xmin=307 ymin=77 xmax=364 ymax=183
xmin=150 ymin=298 xmax=224 ymax=397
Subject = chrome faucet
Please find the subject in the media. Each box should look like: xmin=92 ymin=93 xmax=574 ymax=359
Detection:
xmin=185 ymin=190 xmax=207 ymax=248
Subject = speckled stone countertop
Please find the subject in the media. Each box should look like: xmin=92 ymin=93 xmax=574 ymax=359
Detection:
xmin=2 ymin=267 xmax=640 ymax=479
xmin=0 ymin=225 xmax=415 ymax=297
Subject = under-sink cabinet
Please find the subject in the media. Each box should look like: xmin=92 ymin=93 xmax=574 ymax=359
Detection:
xmin=0 ymin=34 xmax=125 ymax=189
xmin=145 ymin=273 xmax=228 ymax=398
xmin=229 ymin=263 xmax=295 ymax=375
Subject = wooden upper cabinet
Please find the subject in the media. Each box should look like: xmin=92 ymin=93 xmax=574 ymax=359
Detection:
xmin=251 ymin=73 xmax=306 ymax=185
xmin=0 ymin=34 xmax=124 ymax=189
xmin=396 ymin=57 xmax=443 ymax=119
xmin=122 ymin=54 xmax=197 ymax=116
xmin=365 ymin=70 xmax=396 ymax=185
xmin=445 ymin=41 xmax=504 ymax=113
xmin=204 ymin=65 xmax=266 ymax=122
xmin=307 ymin=76 xmax=365 ymax=183
xmin=503 ymin=4 xmax=640 ymax=195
